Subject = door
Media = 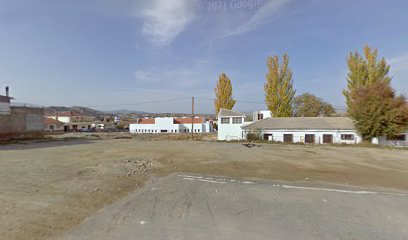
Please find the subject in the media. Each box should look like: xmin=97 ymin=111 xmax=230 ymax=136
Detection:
xmin=323 ymin=134 xmax=333 ymax=144
xmin=283 ymin=134 xmax=293 ymax=143
xmin=264 ymin=134 xmax=272 ymax=141
xmin=305 ymin=134 xmax=315 ymax=144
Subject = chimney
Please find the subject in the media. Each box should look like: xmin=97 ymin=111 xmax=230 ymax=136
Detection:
xmin=5 ymin=86 xmax=9 ymax=97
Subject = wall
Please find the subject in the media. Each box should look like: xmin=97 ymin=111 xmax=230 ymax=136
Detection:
xmin=244 ymin=129 xmax=362 ymax=144
xmin=217 ymin=116 xmax=246 ymax=140
xmin=0 ymin=101 xmax=11 ymax=114
xmin=377 ymin=132 xmax=408 ymax=147
xmin=49 ymin=116 xmax=71 ymax=123
xmin=0 ymin=107 xmax=44 ymax=141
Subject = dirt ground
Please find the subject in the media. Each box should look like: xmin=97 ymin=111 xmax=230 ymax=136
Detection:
xmin=1 ymin=134 xmax=408 ymax=239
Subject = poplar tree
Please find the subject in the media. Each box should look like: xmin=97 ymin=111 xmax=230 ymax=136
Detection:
xmin=264 ymin=54 xmax=296 ymax=117
xmin=214 ymin=73 xmax=236 ymax=114
xmin=343 ymin=46 xmax=391 ymax=106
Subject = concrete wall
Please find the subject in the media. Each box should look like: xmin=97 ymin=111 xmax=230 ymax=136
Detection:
xmin=0 ymin=101 xmax=11 ymax=114
xmin=0 ymin=107 xmax=44 ymax=141
xmin=376 ymin=131 xmax=408 ymax=147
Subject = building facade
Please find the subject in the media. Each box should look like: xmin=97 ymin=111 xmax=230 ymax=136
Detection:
xmin=0 ymin=87 xmax=12 ymax=115
xmin=217 ymin=109 xmax=248 ymax=141
xmin=217 ymin=108 xmax=362 ymax=144
xmin=44 ymin=117 xmax=65 ymax=132
xmin=0 ymin=87 xmax=44 ymax=141
xmin=129 ymin=117 xmax=212 ymax=134
xmin=46 ymin=111 xmax=96 ymax=131
xmin=242 ymin=116 xmax=362 ymax=144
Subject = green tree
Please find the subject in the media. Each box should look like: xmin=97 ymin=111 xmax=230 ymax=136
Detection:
xmin=344 ymin=46 xmax=408 ymax=140
xmin=293 ymin=93 xmax=335 ymax=117
xmin=348 ymin=81 xmax=408 ymax=140
xmin=214 ymin=73 xmax=236 ymax=114
xmin=343 ymin=46 xmax=391 ymax=107
xmin=264 ymin=54 xmax=296 ymax=117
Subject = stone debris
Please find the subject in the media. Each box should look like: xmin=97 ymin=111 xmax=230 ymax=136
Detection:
xmin=123 ymin=158 xmax=152 ymax=177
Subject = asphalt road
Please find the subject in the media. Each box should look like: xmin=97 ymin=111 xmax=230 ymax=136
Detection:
xmin=59 ymin=174 xmax=408 ymax=240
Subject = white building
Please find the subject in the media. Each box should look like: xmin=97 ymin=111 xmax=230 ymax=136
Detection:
xmin=46 ymin=111 xmax=96 ymax=131
xmin=252 ymin=110 xmax=272 ymax=122
xmin=217 ymin=109 xmax=249 ymax=141
xmin=0 ymin=87 xmax=12 ymax=115
xmin=129 ymin=117 xmax=212 ymax=134
xmin=242 ymin=116 xmax=362 ymax=144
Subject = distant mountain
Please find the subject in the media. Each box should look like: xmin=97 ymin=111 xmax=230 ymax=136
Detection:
xmin=45 ymin=106 xmax=150 ymax=116
xmin=104 ymin=109 xmax=149 ymax=115
xmin=45 ymin=106 xmax=106 ymax=117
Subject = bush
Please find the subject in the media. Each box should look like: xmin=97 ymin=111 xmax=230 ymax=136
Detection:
xmin=246 ymin=129 xmax=262 ymax=142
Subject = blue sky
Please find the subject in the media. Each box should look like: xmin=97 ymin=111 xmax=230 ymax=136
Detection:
xmin=0 ymin=0 xmax=407 ymax=113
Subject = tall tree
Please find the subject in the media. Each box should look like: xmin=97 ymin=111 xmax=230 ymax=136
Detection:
xmin=343 ymin=46 xmax=391 ymax=107
xmin=344 ymin=46 xmax=408 ymax=140
xmin=264 ymin=54 xmax=296 ymax=117
xmin=214 ymin=73 xmax=236 ymax=114
xmin=293 ymin=93 xmax=335 ymax=117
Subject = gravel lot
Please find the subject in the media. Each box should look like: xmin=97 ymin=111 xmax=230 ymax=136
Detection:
xmin=1 ymin=136 xmax=408 ymax=239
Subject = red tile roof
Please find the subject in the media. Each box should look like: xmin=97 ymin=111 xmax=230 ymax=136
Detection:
xmin=44 ymin=117 xmax=64 ymax=125
xmin=173 ymin=117 xmax=204 ymax=124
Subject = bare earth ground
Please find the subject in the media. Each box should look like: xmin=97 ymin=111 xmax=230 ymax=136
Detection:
xmin=1 ymin=133 xmax=408 ymax=239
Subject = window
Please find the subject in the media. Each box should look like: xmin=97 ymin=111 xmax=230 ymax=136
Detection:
xmin=232 ymin=117 xmax=242 ymax=124
xmin=283 ymin=134 xmax=293 ymax=143
xmin=174 ymin=130 xmax=177 ymax=133
xmin=197 ymin=129 xmax=200 ymax=133
xmin=221 ymin=118 xmax=230 ymax=124
xmin=341 ymin=134 xmax=355 ymax=140
xmin=258 ymin=113 xmax=263 ymax=120
xmin=304 ymin=134 xmax=315 ymax=144
xmin=323 ymin=134 xmax=333 ymax=144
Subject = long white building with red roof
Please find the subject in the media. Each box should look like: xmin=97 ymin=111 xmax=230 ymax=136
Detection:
xmin=129 ymin=116 xmax=212 ymax=134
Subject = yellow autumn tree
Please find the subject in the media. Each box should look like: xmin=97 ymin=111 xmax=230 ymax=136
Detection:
xmin=264 ymin=54 xmax=296 ymax=117
xmin=214 ymin=73 xmax=236 ymax=114
xmin=343 ymin=45 xmax=391 ymax=107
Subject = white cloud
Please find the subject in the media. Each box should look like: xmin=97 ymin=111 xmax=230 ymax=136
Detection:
xmin=134 ymin=67 xmax=199 ymax=87
xmin=222 ymin=0 xmax=292 ymax=38
xmin=389 ymin=53 xmax=408 ymax=73
xmin=140 ymin=0 xmax=197 ymax=46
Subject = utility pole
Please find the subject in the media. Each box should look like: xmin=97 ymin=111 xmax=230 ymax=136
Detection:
xmin=191 ymin=96 xmax=194 ymax=140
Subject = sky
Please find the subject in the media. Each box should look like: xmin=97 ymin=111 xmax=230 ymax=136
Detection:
xmin=0 ymin=0 xmax=407 ymax=113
